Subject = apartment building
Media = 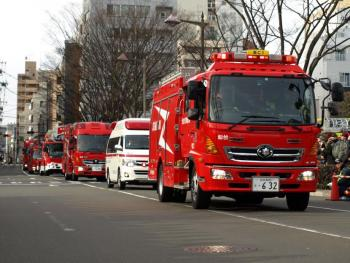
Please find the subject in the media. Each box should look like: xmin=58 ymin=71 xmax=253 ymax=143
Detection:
xmin=16 ymin=61 xmax=63 ymax=160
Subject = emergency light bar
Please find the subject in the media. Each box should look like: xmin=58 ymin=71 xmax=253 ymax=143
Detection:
xmin=210 ymin=50 xmax=297 ymax=64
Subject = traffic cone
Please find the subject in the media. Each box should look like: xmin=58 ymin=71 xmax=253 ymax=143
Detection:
xmin=330 ymin=175 xmax=340 ymax=201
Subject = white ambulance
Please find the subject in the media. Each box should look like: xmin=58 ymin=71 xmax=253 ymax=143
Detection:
xmin=105 ymin=118 xmax=153 ymax=189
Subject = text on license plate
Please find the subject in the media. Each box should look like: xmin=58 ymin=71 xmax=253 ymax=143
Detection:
xmin=252 ymin=177 xmax=280 ymax=192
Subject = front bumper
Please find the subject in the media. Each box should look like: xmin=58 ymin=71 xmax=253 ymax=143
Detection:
xmin=75 ymin=165 xmax=105 ymax=177
xmin=46 ymin=162 xmax=62 ymax=172
xmin=120 ymin=166 xmax=154 ymax=183
xmin=196 ymin=164 xmax=318 ymax=193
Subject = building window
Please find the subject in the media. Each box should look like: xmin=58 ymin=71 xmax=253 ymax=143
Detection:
xmin=40 ymin=101 xmax=44 ymax=107
xmin=335 ymin=50 xmax=345 ymax=61
xmin=339 ymin=72 xmax=350 ymax=86
xmin=160 ymin=11 xmax=166 ymax=19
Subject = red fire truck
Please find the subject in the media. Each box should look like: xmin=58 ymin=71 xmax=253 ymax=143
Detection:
xmin=62 ymin=122 xmax=112 ymax=181
xmin=40 ymin=130 xmax=64 ymax=176
xmin=22 ymin=138 xmax=38 ymax=171
xmin=28 ymin=143 xmax=42 ymax=174
xmin=149 ymin=50 xmax=344 ymax=210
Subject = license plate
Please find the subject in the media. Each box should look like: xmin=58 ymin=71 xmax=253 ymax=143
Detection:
xmin=252 ymin=177 xmax=280 ymax=192
xmin=92 ymin=166 xmax=102 ymax=172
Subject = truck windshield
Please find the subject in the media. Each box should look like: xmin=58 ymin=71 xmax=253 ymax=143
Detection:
xmin=124 ymin=135 xmax=149 ymax=150
xmin=46 ymin=143 xmax=63 ymax=157
xmin=77 ymin=135 xmax=109 ymax=152
xmin=33 ymin=150 xmax=42 ymax=159
xmin=209 ymin=76 xmax=316 ymax=125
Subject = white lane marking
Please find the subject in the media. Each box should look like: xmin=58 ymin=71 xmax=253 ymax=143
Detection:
xmin=44 ymin=211 xmax=75 ymax=232
xmin=22 ymin=170 xmax=30 ymax=176
xmin=80 ymin=183 xmax=158 ymax=201
xmin=78 ymin=183 xmax=350 ymax=240
xmin=309 ymin=205 xmax=350 ymax=213
xmin=208 ymin=209 xmax=350 ymax=241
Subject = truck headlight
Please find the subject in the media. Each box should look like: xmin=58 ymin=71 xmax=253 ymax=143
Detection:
xmin=211 ymin=169 xmax=232 ymax=180
xmin=298 ymin=171 xmax=315 ymax=181
xmin=77 ymin=166 xmax=84 ymax=172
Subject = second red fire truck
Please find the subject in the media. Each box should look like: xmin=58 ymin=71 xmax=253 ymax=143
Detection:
xmin=62 ymin=122 xmax=112 ymax=181
xmin=40 ymin=129 xmax=64 ymax=176
xmin=148 ymin=50 xmax=344 ymax=211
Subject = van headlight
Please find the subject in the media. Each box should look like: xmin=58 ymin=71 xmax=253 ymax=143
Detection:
xmin=211 ymin=169 xmax=232 ymax=180
xmin=298 ymin=171 xmax=315 ymax=181
xmin=122 ymin=159 xmax=136 ymax=167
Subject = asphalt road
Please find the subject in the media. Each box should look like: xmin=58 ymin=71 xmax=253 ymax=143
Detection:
xmin=0 ymin=165 xmax=349 ymax=263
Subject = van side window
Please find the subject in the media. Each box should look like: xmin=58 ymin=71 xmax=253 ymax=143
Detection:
xmin=107 ymin=137 xmax=120 ymax=153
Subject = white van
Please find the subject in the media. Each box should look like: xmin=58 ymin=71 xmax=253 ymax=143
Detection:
xmin=105 ymin=118 xmax=154 ymax=189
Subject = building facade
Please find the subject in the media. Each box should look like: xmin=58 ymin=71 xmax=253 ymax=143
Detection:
xmin=16 ymin=61 xmax=63 ymax=161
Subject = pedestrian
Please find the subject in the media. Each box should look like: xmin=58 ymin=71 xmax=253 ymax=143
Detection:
xmin=336 ymin=151 xmax=350 ymax=200
xmin=323 ymin=136 xmax=337 ymax=165
xmin=332 ymin=133 xmax=348 ymax=164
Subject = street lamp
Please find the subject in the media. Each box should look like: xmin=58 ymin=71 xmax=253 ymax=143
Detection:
xmin=165 ymin=12 xmax=208 ymax=71
xmin=117 ymin=53 xmax=147 ymax=117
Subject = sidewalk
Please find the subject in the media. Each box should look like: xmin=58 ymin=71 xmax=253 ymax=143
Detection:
xmin=311 ymin=189 xmax=330 ymax=197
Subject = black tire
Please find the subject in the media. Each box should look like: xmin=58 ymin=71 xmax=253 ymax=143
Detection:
xmin=173 ymin=189 xmax=187 ymax=203
xmin=117 ymin=170 xmax=126 ymax=190
xmin=286 ymin=192 xmax=309 ymax=211
xmin=72 ymin=172 xmax=78 ymax=181
xmin=44 ymin=171 xmax=50 ymax=176
xmin=64 ymin=173 xmax=72 ymax=181
xmin=106 ymin=172 xmax=114 ymax=188
xmin=190 ymin=167 xmax=211 ymax=209
xmin=157 ymin=163 xmax=173 ymax=202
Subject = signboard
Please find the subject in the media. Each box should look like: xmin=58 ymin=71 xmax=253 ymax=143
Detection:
xmin=324 ymin=118 xmax=350 ymax=131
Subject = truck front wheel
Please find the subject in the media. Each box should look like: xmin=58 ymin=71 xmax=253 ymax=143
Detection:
xmin=157 ymin=163 xmax=173 ymax=202
xmin=190 ymin=167 xmax=211 ymax=209
xmin=286 ymin=192 xmax=309 ymax=211
xmin=65 ymin=173 xmax=72 ymax=181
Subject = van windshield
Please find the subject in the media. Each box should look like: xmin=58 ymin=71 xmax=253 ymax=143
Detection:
xmin=77 ymin=135 xmax=109 ymax=152
xmin=124 ymin=135 xmax=149 ymax=150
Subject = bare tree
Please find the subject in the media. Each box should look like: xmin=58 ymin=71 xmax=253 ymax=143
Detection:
xmin=223 ymin=0 xmax=350 ymax=75
xmin=79 ymin=5 xmax=182 ymax=121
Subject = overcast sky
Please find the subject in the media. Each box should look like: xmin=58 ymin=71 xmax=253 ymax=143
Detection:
xmin=0 ymin=0 xmax=81 ymax=125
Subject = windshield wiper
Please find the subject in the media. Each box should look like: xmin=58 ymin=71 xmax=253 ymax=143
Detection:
xmin=228 ymin=115 xmax=282 ymax=130
xmin=283 ymin=119 xmax=303 ymax=132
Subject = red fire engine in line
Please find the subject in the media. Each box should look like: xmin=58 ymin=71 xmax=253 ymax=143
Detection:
xmin=40 ymin=129 xmax=64 ymax=176
xmin=149 ymin=50 xmax=344 ymax=211
xmin=62 ymin=122 xmax=112 ymax=181
xmin=22 ymin=138 xmax=39 ymax=171
xmin=28 ymin=143 xmax=42 ymax=174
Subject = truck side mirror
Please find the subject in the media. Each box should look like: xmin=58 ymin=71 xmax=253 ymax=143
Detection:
xmin=328 ymin=102 xmax=339 ymax=116
xmin=187 ymin=108 xmax=200 ymax=120
xmin=319 ymin=78 xmax=331 ymax=91
xmin=331 ymin=82 xmax=344 ymax=102
xmin=187 ymin=80 xmax=205 ymax=100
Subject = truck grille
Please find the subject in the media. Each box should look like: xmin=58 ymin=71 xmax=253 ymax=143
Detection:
xmin=83 ymin=160 xmax=106 ymax=165
xmin=225 ymin=147 xmax=303 ymax=163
